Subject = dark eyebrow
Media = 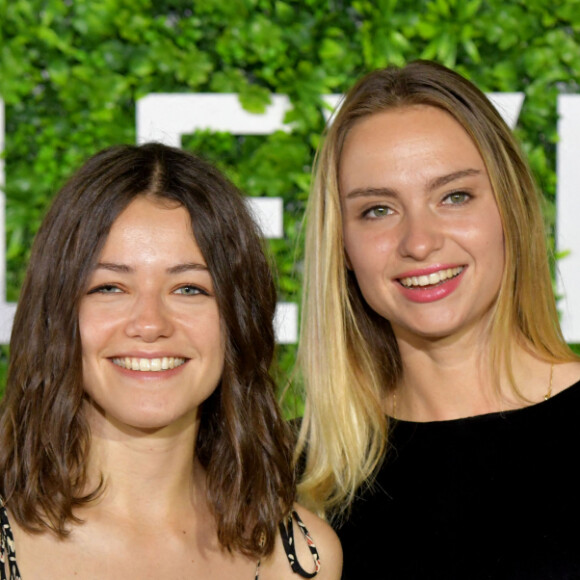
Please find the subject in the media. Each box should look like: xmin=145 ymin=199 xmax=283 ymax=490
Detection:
xmin=343 ymin=168 xmax=482 ymax=200
xmin=95 ymin=262 xmax=132 ymax=273
xmin=95 ymin=262 xmax=209 ymax=274
xmin=166 ymin=262 xmax=209 ymax=275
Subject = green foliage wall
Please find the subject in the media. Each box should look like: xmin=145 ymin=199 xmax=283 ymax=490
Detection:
xmin=1 ymin=0 xmax=579 ymax=406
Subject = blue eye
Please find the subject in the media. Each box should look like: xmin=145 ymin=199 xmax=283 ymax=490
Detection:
xmin=174 ymin=285 xmax=206 ymax=296
xmin=443 ymin=192 xmax=471 ymax=205
xmin=88 ymin=284 xmax=122 ymax=294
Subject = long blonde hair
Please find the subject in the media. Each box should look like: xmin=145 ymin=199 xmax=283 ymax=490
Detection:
xmin=296 ymin=60 xmax=577 ymax=517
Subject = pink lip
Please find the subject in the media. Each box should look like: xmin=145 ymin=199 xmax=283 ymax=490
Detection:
xmin=396 ymin=266 xmax=466 ymax=303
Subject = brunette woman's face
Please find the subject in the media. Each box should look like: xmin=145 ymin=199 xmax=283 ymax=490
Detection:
xmin=78 ymin=196 xmax=224 ymax=433
xmin=339 ymin=105 xmax=505 ymax=344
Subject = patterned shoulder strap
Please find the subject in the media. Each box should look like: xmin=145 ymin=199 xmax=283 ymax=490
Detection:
xmin=278 ymin=510 xmax=321 ymax=578
xmin=0 ymin=499 xmax=21 ymax=580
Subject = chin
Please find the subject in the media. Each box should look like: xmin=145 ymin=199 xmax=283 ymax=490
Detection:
xmin=392 ymin=319 xmax=472 ymax=343
xmin=122 ymin=406 xmax=199 ymax=432
xmin=86 ymin=400 xmax=199 ymax=436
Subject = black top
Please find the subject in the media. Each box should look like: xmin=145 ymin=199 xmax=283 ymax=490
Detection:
xmin=336 ymin=379 xmax=580 ymax=580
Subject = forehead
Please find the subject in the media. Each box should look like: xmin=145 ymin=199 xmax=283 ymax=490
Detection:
xmin=99 ymin=196 xmax=202 ymax=261
xmin=338 ymin=105 xmax=486 ymax=193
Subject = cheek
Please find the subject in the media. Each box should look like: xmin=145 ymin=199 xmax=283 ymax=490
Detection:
xmin=457 ymin=209 xmax=504 ymax=254
xmin=78 ymin=311 xmax=113 ymax=354
xmin=78 ymin=306 xmax=123 ymax=371
xmin=476 ymin=213 xmax=505 ymax=267
xmin=344 ymin=229 xmax=396 ymax=281
xmin=78 ymin=310 xmax=96 ymax=358
xmin=344 ymin=241 xmax=395 ymax=314
xmin=186 ymin=309 xmax=225 ymax=361
xmin=490 ymin=227 xmax=506 ymax=288
xmin=459 ymin=213 xmax=505 ymax=299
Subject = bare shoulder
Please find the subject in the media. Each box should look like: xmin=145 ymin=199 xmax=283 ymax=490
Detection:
xmin=259 ymin=504 xmax=342 ymax=580
xmin=293 ymin=504 xmax=342 ymax=579
xmin=554 ymin=360 xmax=580 ymax=395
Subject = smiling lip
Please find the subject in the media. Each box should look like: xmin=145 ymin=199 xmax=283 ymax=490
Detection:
xmin=396 ymin=265 xmax=466 ymax=303
xmin=398 ymin=266 xmax=465 ymax=289
xmin=111 ymin=356 xmax=187 ymax=372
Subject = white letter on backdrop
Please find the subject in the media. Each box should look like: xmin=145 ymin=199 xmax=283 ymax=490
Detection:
xmin=557 ymin=95 xmax=580 ymax=343
xmin=0 ymin=99 xmax=18 ymax=343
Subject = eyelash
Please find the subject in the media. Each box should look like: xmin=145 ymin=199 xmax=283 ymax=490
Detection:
xmin=442 ymin=191 xmax=472 ymax=205
xmin=359 ymin=190 xmax=473 ymax=220
xmin=173 ymin=285 xmax=208 ymax=296
xmin=362 ymin=205 xmax=394 ymax=219
xmin=87 ymin=284 xmax=122 ymax=295
xmin=86 ymin=284 xmax=209 ymax=296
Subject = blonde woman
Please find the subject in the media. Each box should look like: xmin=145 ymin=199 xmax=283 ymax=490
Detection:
xmin=296 ymin=60 xmax=580 ymax=578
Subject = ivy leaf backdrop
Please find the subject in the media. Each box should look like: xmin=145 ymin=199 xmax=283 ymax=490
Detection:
xmin=1 ymin=0 xmax=579 ymax=410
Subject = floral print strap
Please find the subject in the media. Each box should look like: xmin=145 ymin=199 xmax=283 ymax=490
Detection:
xmin=278 ymin=510 xmax=321 ymax=578
xmin=0 ymin=499 xmax=22 ymax=580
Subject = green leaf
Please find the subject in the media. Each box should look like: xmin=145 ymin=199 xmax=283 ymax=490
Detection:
xmin=238 ymin=83 xmax=272 ymax=114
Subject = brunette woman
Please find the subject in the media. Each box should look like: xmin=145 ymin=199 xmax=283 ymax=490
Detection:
xmin=0 ymin=143 xmax=341 ymax=579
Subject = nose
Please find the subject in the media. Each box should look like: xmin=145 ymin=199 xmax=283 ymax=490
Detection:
xmin=125 ymin=293 xmax=174 ymax=341
xmin=398 ymin=210 xmax=444 ymax=261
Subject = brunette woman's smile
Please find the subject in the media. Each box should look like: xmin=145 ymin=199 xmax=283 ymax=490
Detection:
xmin=111 ymin=356 xmax=187 ymax=371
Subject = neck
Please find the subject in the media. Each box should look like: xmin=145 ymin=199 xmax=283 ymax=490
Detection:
xmin=391 ymin=327 xmax=552 ymax=422
xmin=83 ymin=408 xmax=203 ymax=522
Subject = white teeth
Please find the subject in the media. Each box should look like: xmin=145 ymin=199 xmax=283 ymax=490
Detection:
xmin=112 ymin=357 xmax=186 ymax=371
xmin=400 ymin=267 xmax=464 ymax=288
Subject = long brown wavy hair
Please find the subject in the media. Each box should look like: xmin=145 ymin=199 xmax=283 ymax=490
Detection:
xmin=0 ymin=143 xmax=294 ymax=557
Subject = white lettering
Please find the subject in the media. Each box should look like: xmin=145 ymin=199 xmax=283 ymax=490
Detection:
xmin=487 ymin=93 xmax=525 ymax=129
xmin=0 ymin=99 xmax=17 ymax=344
xmin=557 ymin=95 xmax=580 ymax=342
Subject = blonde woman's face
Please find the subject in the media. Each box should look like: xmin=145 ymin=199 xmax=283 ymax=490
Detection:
xmin=339 ymin=105 xmax=505 ymax=344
